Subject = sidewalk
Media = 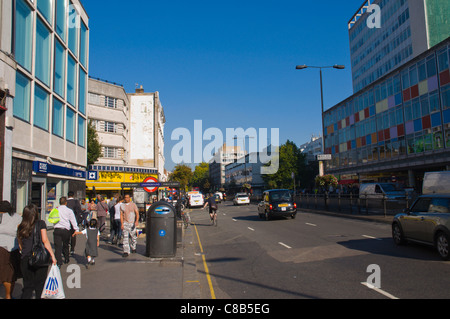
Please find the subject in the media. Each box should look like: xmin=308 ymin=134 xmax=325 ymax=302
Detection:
xmin=1 ymin=220 xmax=202 ymax=299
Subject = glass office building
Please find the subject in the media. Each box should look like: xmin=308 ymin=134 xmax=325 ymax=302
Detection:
xmin=349 ymin=0 xmax=450 ymax=93
xmin=11 ymin=0 xmax=89 ymax=222
xmin=324 ymin=38 xmax=450 ymax=189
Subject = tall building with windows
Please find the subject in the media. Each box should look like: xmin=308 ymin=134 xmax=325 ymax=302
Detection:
xmin=324 ymin=38 xmax=450 ymax=190
xmin=349 ymin=0 xmax=450 ymax=93
xmin=209 ymin=144 xmax=246 ymax=189
xmin=11 ymin=0 xmax=89 ymax=223
xmin=86 ymin=81 xmax=165 ymax=200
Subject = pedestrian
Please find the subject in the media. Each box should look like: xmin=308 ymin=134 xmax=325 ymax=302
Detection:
xmin=108 ymin=194 xmax=118 ymax=244
xmin=0 ymin=201 xmax=22 ymax=299
xmin=73 ymin=219 xmax=99 ymax=269
xmin=80 ymin=198 xmax=89 ymax=229
xmin=96 ymin=196 xmax=108 ymax=235
xmin=120 ymin=194 xmax=139 ymax=257
xmin=109 ymin=196 xmax=123 ymax=245
xmin=88 ymin=199 xmax=98 ymax=221
xmin=66 ymin=191 xmax=82 ymax=256
xmin=53 ymin=197 xmax=79 ymax=267
xmin=17 ymin=205 xmax=56 ymax=299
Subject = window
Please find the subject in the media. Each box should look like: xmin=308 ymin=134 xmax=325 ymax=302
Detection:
xmin=411 ymin=198 xmax=431 ymax=213
xmin=103 ymin=147 xmax=118 ymax=159
xmin=79 ymin=21 xmax=88 ymax=67
xmin=430 ymin=91 xmax=440 ymax=112
xmin=105 ymin=96 xmax=117 ymax=108
xmin=442 ymin=85 xmax=450 ymax=110
xmin=438 ymin=49 xmax=449 ymax=72
xmin=409 ymin=66 xmax=418 ymax=86
xmin=67 ymin=55 xmax=77 ymax=106
xmin=427 ymin=55 xmax=437 ymax=77
xmin=16 ymin=181 xmax=28 ymax=217
xmin=418 ymin=61 xmax=427 ymax=82
xmin=54 ymin=39 xmax=65 ymax=97
xmin=68 ymin=2 xmax=78 ymax=56
xmin=66 ymin=107 xmax=75 ymax=142
xmin=15 ymin=0 xmax=33 ymax=71
xmin=52 ymin=98 xmax=64 ymax=137
xmin=79 ymin=68 xmax=87 ymax=114
xmin=105 ymin=121 xmax=116 ymax=133
xmin=36 ymin=0 xmax=52 ymax=24
xmin=78 ymin=116 xmax=85 ymax=147
xmin=56 ymin=0 xmax=66 ymax=41
xmin=35 ymin=17 xmax=51 ymax=86
xmin=14 ymin=71 xmax=30 ymax=121
xmin=34 ymin=84 xmax=49 ymax=130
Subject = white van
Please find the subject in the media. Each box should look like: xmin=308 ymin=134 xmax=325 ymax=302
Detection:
xmin=189 ymin=193 xmax=204 ymax=208
xmin=359 ymin=183 xmax=406 ymax=201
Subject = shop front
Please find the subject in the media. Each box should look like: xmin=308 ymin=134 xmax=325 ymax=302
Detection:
xmin=11 ymin=158 xmax=86 ymax=227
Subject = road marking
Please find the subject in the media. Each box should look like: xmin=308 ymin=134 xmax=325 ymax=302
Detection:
xmin=248 ymin=227 xmax=255 ymax=231
xmin=193 ymin=223 xmax=216 ymax=299
xmin=306 ymin=223 xmax=317 ymax=227
xmin=361 ymin=282 xmax=399 ymax=299
xmin=279 ymin=242 xmax=292 ymax=249
xmin=362 ymin=235 xmax=383 ymax=241
xmin=232 ymin=219 xmax=237 ymax=222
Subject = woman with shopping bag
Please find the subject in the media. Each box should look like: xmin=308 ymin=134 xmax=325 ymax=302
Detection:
xmin=17 ymin=205 xmax=57 ymax=299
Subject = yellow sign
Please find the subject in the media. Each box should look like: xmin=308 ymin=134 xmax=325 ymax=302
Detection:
xmin=86 ymin=172 xmax=158 ymax=191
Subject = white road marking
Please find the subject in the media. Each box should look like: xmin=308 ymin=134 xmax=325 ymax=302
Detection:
xmin=306 ymin=223 xmax=317 ymax=227
xmin=361 ymin=282 xmax=399 ymax=299
xmin=248 ymin=227 xmax=255 ymax=231
xmin=362 ymin=235 xmax=383 ymax=241
xmin=279 ymin=242 xmax=292 ymax=249
xmin=232 ymin=219 xmax=237 ymax=222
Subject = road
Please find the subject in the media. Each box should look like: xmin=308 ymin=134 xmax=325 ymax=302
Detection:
xmin=190 ymin=202 xmax=450 ymax=299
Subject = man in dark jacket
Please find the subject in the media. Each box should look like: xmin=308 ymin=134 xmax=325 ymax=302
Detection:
xmin=66 ymin=191 xmax=82 ymax=255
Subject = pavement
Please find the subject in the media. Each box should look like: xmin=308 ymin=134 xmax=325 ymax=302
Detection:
xmin=1 ymin=206 xmax=395 ymax=300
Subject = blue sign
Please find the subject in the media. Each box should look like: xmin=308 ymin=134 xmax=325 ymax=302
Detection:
xmin=159 ymin=230 xmax=166 ymax=237
xmin=33 ymin=161 xmax=87 ymax=179
xmin=87 ymin=171 xmax=98 ymax=181
xmin=154 ymin=206 xmax=171 ymax=215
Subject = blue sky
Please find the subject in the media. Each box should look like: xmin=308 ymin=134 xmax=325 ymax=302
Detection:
xmin=83 ymin=0 xmax=364 ymax=171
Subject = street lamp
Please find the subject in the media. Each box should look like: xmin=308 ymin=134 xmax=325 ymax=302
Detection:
xmin=295 ymin=64 xmax=345 ymax=176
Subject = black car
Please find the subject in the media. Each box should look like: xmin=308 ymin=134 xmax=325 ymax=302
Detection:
xmin=258 ymin=189 xmax=297 ymax=221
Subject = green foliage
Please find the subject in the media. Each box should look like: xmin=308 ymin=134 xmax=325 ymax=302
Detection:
xmin=87 ymin=120 xmax=102 ymax=167
xmin=169 ymin=164 xmax=193 ymax=191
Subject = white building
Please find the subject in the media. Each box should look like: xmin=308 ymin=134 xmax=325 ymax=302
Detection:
xmin=209 ymin=143 xmax=245 ymax=189
xmin=299 ymin=135 xmax=323 ymax=163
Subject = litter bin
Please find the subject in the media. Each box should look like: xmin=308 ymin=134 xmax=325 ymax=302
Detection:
xmin=146 ymin=201 xmax=177 ymax=258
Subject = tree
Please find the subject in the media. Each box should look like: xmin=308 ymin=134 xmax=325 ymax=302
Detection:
xmin=191 ymin=162 xmax=210 ymax=193
xmin=87 ymin=120 xmax=102 ymax=167
xmin=169 ymin=164 xmax=193 ymax=191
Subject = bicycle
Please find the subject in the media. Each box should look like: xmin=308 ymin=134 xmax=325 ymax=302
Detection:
xmin=181 ymin=209 xmax=191 ymax=229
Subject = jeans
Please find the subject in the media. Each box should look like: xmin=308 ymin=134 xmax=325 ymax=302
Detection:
xmin=53 ymin=228 xmax=71 ymax=266
xmin=109 ymin=219 xmax=122 ymax=243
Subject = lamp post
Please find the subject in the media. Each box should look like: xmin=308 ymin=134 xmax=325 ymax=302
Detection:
xmin=295 ymin=64 xmax=345 ymax=176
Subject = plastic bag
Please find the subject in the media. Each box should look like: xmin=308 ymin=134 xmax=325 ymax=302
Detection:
xmin=41 ymin=265 xmax=65 ymax=299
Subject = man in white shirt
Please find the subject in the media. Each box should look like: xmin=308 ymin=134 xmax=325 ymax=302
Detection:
xmin=54 ymin=197 xmax=79 ymax=267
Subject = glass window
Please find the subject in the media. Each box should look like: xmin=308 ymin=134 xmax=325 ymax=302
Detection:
xmin=409 ymin=66 xmax=418 ymax=86
xmin=68 ymin=2 xmax=78 ymax=56
xmin=35 ymin=17 xmax=51 ymax=86
xmin=421 ymin=95 xmax=430 ymax=116
xmin=430 ymin=91 xmax=440 ymax=112
xmin=36 ymin=0 xmax=52 ymax=24
xmin=79 ymin=68 xmax=87 ymax=114
xmin=67 ymin=55 xmax=77 ymax=106
xmin=427 ymin=55 xmax=437 ymax=77
xmin=418 ymin=61 xmax=427 ymax=82
xmin=79 ymin=21 xmax=88 ymax=67
xmin=438 ymin=49 xmax=449 ymax=72
xmin=52 ymin=98 xmax=64 ymax=137
xmin=56 ymin=0 xmax=66 ymax=41
xmin=442 ymin=85 xmax=450 ymax=110
xmin=404 ymin=101 xmax=412 ymax=122
xmin=394 ymin=75 xmax=401 ymax=94
xmin=15 ymin=0 xmax=33 ymax=71
xmin=78 ymin=116 xmax=85 ymax=147
xmin=14 ymin=71 xmax=30 ymax=121
xmin=66 ymin=107 xmax=75 ymax=142
xmin=54 ymin=39 xmax=65 ymax=97
xmin=402 ymin=69 xmax=409 ymax=89
xmin=34 ymin=84 xmax=49 ymax=130
xmin=412 ymin=98 xmax=421 ymax=119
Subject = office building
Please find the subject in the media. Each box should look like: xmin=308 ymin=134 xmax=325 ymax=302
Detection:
xmin=209 ymin=143 xmax=245 ymax=189
xmin=11 ymin=0 xmax=89 ymax=222
xmin=324 ymin=37 xmax=450 ymax=190
xmin=349 ymin=0 xmax=450 ymax=93
xmin=225 ymin=153 xmax=265 ymax=196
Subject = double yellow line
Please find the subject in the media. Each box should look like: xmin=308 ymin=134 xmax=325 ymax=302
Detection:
xmin=193 ymin=223 xmax=216 ymax=299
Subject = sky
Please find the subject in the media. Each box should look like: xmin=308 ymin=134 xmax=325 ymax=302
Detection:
xmin=82 ymin=0 xmax=365 ymax=171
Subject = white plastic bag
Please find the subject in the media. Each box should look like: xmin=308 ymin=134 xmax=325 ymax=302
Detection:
xmin=41 ymin=265 xmax=66 ymax=299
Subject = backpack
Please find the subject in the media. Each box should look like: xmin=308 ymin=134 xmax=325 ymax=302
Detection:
xmin=48 ymin=208 xmax=60 ymax=224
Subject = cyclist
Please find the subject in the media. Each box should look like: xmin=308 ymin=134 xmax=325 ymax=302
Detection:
xmin=203 ymin=193 xmax=218 ymax=226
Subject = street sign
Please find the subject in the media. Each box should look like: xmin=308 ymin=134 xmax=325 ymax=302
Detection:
xmin=143 ymin=176 xmax=159 ymax=193
xmin=317 ymin=154 xmax=332 ymax=161
xmin=121 ymin=183 xmax=140 ymax=188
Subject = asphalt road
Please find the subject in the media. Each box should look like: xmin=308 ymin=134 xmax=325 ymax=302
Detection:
xmin=190 ymin=202 xmax=450 ymax=299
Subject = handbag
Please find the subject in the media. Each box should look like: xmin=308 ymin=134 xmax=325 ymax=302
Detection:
xmin=28 ymin=222 xmax=51 ymax=268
